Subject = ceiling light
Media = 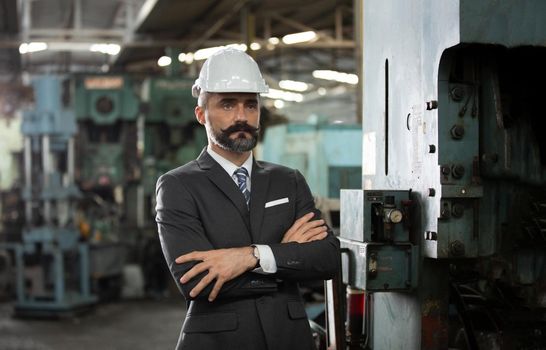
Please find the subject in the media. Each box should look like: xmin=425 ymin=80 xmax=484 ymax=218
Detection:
xmin=250 ymin=42 xmax=261 ymax=51
xmin=194 ymin=43 xmax=247 ymax=61
xmin=90 ymin=43 xmax=120 ymax=56
xmin=178 ymin=53 xmax=186 ymax=62
xmin=19 ymin=42 xmax=47 ymax=54
xmin=282 ymin=31 xmax=317 ymax=45
xmin=279 ymin=80 xmax=308 ymax=92
xmin=157 ymin=56 xmax=172 ymax=67
xmin=274 ymin=100 xmax=285 ymax=109
xmin=268 ymin=37 xmax=280 ymax=45
xmin=19 ymin=42 xmax=120 ymax=55
xmin=184 ymin=53 xmax=194 ymax=64
xmin=312 ymin=70 xmax=359 ymax=85
xmin=262 ymin=88 xmax=303 ymax=102
xmin=317 ymin=87 xmax=327 ymax=96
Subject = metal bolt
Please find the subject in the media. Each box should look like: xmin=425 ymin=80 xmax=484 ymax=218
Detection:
xmin=450 ymin=86 xmax=465 ymax=102
xmin=428 ymin=188 xmax=436 ymax=197
xmin=482 ymin=153 xmax=499 ymax=163
xmin=441 ymin=165 xmax=451 ymax=176
xmin=429 ymin=144 xmax=436 ymax=153
xmin=450 ymin=125 xmax=465 ymax=140
xmin=449 ymin=240 xmax=465 ymax=257
xmin=452 ymin=164 xmax=465 ymax=179
xmin=426 ymin=100 xmax=438 ymax=110
xmin=452 ymin=203 xmax=465 ymax=218
xmin=441 ymin=207 xmax=451 ymax=219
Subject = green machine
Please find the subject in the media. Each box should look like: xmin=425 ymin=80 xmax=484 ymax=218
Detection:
xmin=141 ymin=77 xmax=207 ymax=222
xmin=73 ymin=75 xmax=140 ymax=298
xmin=74 ymin=75 xmax=140 ymax=191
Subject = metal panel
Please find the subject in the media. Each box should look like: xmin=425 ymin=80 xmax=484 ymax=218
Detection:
xmin=340 ymin=239 xmax=418 ymax=292
xmin=358 ymin=0 xmax=546 ymax=348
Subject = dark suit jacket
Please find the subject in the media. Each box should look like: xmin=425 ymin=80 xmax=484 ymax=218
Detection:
xmin=155 ymin=149 xmax=340 ymax=350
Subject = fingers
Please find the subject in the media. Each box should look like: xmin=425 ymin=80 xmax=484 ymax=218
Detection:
xmin=287 ymin=212 xmax=315 ymax=234
xmin=189 ymin=271 xmax=216 ymax=298
xmin=175 ymin=251 xmax=203 ymax=264
xmin=299 ymin=219 xmax=325 ymax=233
xmin=180 ymin=262 xmax=209 ymax=284
xmin=208 ymin=279 xmax=225 ymax=302
xmin=301 ymin=225 xmax=328 ymax=240
xmin=282 ymin=212 xmax=316 ymax=242
xmin=308 ymin=231 xmax=328 ymax=242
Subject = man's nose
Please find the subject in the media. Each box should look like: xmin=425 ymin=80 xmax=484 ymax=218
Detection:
xmin=234 ymin=103 xmax=247 ymax=121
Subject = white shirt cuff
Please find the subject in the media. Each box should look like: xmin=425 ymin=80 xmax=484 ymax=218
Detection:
xmin=253 ymin=244 xmax=277 ymax=274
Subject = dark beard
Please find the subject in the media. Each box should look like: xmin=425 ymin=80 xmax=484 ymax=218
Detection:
xmin=214 ymin=122 xmax=260 ymax=153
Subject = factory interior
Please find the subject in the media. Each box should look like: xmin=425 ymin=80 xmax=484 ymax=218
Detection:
xmin=0 ymin=0 xmax=545 ymax=349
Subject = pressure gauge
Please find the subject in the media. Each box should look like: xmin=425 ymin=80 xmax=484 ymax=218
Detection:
xmin=385 ymin=208 xmax=403 ymax=223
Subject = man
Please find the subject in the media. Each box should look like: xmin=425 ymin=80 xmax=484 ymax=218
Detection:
xmin=155 ymin=48 xmax=340 ymax=350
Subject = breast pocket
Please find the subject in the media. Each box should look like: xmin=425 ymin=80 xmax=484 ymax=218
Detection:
xmin=183 ymin=312 xmax=238 ymax=333
xmin=264 ymin=202 xmax=291 ymax=216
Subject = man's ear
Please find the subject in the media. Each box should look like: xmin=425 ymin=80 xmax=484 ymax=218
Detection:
xmin=195 ymin=106 xmax=205 ymax=125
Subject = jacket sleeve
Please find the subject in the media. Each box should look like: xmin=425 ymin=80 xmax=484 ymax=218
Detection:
xmin=155 ymin=172 xmax=277 ymax=301
xmin=268 ymin=170 xmax=340 ymax=281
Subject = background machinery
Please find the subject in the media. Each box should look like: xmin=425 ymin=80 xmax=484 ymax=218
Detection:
xmin=7 ymin=76 xmax=96 ymax=316
xmin=139 ymin=75 xmax=207 ymax=297
xmin=73 ymin=75 xmax=141 ymax=300
xmin=331 ymin=0 xmax=546 ymax=349
xmin=140 ymin=76 xmax=207 ymax=226
xmin=261 ymin=122 xmax=362 ymax=229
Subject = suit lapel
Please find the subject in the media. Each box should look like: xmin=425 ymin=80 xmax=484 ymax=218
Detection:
xmin=249 ymin=160 xmax=270 ymax=242
xmin=197 ymin=150 xmax=251 ymax=234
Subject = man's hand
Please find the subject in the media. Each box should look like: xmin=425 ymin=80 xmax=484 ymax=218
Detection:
xmin=175 ymin=247 xmax=256 ymax=302
xmin=282 ymin=212 xmax=328 ymax=243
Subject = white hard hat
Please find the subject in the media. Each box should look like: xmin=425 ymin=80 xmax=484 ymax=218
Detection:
xmin=192 ymin=47 xmax=269 ymax=97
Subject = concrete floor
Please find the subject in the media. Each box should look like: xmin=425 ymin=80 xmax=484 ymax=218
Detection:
xmin=0 ymin=298 xmax=187 ymax=350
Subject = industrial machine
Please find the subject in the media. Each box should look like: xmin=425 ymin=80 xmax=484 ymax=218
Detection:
xmin=138 ymin=76 xmax=207 ymax=297
xmin=8 ymin=76 xmax=96 ymax=316
xmin=140 ymin=76 xmax=207 ymax=224
xmin=73 ymin=75 xmax=141 ymax=298
xmin=74 ymin=74 xmax=140 ymax=197
xmin=261 ymin=123 xmax=362 ymax=200
xmin=329 ymin=1 xmax=546 ymax=349
xmin=261 ymin=122 xmax=362 ymax=229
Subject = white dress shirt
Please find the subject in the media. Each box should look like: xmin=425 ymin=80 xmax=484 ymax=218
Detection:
xmin=207 ymin=146 xmax=277 ymax=273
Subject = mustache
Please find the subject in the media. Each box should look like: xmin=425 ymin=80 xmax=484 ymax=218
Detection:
xmin=221 ymin=122 xmax=260 ymax=134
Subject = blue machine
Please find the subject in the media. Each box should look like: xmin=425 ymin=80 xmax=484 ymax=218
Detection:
xmin=10 ymin=76 xmax=96 ymax=316
xmin=261 ymin=123 xmax=362 ymax=199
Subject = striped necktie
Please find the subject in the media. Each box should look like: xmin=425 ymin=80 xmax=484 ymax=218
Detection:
xmin=234 ymin=167 xmax=251 ymax=207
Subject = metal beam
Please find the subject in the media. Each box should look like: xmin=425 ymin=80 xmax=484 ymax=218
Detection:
xmin=26 ymin=28 xmax=126 ymax=39
xmin=0 ymin=37 xmax=355 ymax=50
xmin=269 ymin=12 xmax=335 ymax=42
xmin=186 ymin=0 xmax=251 ymax=51
xmin=133 ymin=0 xmax=161 ymax=32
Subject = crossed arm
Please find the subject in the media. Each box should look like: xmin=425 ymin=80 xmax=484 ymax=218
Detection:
xmin=156 ymin=170 xmax=339 ymax=302
xmin=176 ymin=212 xmax=328 ymax=301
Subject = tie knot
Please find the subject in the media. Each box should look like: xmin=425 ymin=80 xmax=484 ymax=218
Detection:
xmin=234 ymin=167 xmax=249 ymax=177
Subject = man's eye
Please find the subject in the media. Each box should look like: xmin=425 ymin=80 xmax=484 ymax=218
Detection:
xmin=222 ymin=103 xmax=234 ymax=110
xmin=247 ymin=104 xmax=258 ymax=110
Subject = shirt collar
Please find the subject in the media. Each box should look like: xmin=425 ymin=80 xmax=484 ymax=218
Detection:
xmin=207 ymin=145 xmax=253 ymax=178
